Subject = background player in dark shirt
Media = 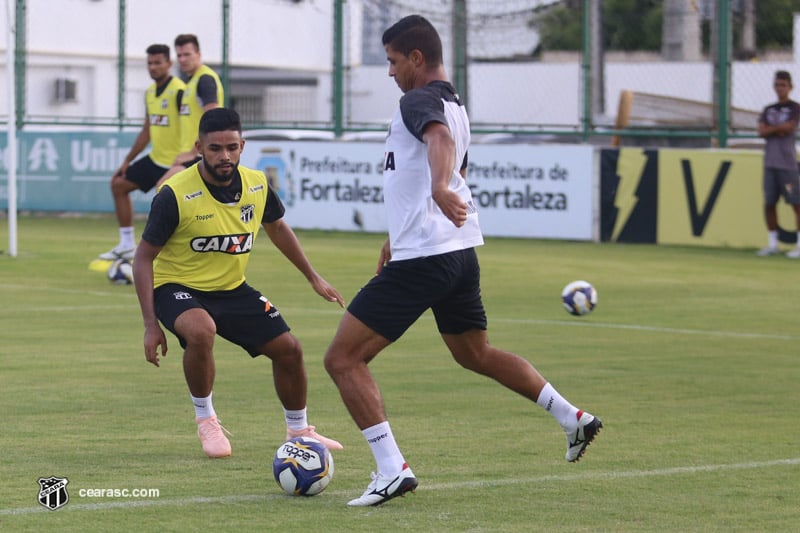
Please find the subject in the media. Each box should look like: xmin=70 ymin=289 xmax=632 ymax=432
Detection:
xmin=756 ymin=70 xmax=800 ymax=258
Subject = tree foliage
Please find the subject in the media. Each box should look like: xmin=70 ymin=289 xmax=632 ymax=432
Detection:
xmin=531 ymin=0 xmax=800 ymax=53
xmin=754 ymin=0 xmax=800 ymax=50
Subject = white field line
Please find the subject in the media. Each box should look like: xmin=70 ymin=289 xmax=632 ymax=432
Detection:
xmin=2 ymin=458 xmax=798 ymax=516
xmin=494 ymin=317 xmax=800 ymax=341
xmin=0 ymin=283 xmax=137 ymax=299
xmin=1 ymin=284 xmax=797 ymax=342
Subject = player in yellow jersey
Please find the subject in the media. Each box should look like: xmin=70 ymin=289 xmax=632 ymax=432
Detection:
xmin=98 ymin=44 xmax=186 ymax=261
xmin=133 ymin=108 xmax=344 ymax=458
xmin=156 ymin=34 xmax=224 ymax=187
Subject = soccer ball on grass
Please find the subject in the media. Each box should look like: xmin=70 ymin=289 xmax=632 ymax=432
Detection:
xmin=561 ymin=280 xmax=597 ymax=316
xmin=107 ymin=258 xmax=134 ymax=285
xmin=273 ymin=437 xmax=334 ymax=496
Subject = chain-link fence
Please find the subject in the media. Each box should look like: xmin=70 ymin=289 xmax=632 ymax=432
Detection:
xmin=349 ymin=0 xmax=800 ymax=146
xmin=4 ymin=0 xmax=800 ymax=146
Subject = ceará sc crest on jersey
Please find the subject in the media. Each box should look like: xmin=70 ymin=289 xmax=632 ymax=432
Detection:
xmin=240 ymin=204 xmax=255 ymax=223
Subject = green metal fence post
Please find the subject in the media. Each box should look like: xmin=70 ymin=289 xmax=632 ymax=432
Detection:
xmin=14 ymin=0 xmax=25 ymax=130
xmin=581 ymin=0 xmax=591 ymax=142
xmin=452 ymin=0 xmax=468 ymax=109
xmin=712 ymin=0 xmax=733 ymax=148
xmin=715 ymin=0 xmax=731 ymax=148
xmin=117 ymin=0 xmax=125 ymax=129
xmin=332 ymin=0 xmax=344 ymax=137
xmin=221 ymin=0 xmax=229 ymax=102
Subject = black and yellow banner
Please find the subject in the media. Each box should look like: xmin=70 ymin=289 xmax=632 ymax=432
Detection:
xmin=601 ymin=148 xmax=798 ymax=249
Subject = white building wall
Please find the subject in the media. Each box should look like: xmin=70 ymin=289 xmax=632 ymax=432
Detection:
xmin=0 ymin=1 xmax=797 ymax=130
xmin=0 ymin=0 xmax=339 ymax=124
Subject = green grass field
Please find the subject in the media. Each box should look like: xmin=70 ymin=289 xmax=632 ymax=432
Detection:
xmin=2 ymin=214 xmax=799 ymax=532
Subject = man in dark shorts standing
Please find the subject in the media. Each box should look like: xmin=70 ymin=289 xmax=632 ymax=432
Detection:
xmin=99 ymin=44 xmax=186 ymax=261
xmin=323 ymin=15 xmax=602 ymax=507
xmin=133 ymin=108 xmax=343 ymax=458
xmin=757 ymin=70 xmax=800 ymax=258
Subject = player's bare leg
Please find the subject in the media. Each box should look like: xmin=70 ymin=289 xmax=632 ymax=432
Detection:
xmin=260 ymin=332 xmax=342 ymax=450
xmin=324 ymin=312 xmax=392 ymax=429
xmin=99 ymin=176 xmax=138 ymax=260
xmin=259 ymin=332 xmax=307 ymax=411
xmin=442 ymin=329 xmax=546 ymax=400
xmin=325 ymin=312 xmax=416 ymax=506
xmin=757 ymin=204 xmax=781 ymax=256
xmin=174 ymin=308 xmax=230 ymax=458
xmin=443 ymin=329 xmax=602 ymax=462
xmin=787 ymin=204 xmax=800 ymax=258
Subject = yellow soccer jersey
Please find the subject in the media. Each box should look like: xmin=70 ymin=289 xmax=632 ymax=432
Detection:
xmin=146 ymin=76 xmax=186 ymax=167
xmin=153 ymin=165 xmax=268 ymax=291
xmin=179 ymin=65 xmax=224 ymax=152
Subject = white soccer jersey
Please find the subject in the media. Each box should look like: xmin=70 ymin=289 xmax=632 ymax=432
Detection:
xmin=383 ymin=80 xmax=484 ymax=261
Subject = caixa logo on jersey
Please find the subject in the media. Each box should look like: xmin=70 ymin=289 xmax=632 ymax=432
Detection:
xmin=191 ymin=233 xmax=254 ymax=254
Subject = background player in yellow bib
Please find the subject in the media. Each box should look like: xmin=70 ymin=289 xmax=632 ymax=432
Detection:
xmin=97 ymin=44 xmax=185 ymax=262
xmin=156 ymin=33 xmax=224 ymax=187
xmin=133 ymin=108 xmax=344 ymax=458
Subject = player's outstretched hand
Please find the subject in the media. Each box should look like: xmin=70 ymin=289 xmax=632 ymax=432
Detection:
xmin=143 ymin=324 xmax=168 ymax=367
xmin=310 ymin=275 xmax=345 ymax=308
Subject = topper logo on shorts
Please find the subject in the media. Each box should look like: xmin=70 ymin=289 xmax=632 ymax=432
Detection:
xmin=190 ymin=233 xmax=254 ymax=254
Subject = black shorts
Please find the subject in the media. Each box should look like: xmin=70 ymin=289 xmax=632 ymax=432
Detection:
xmin=153 ymin=282 xmax=290 ymax=357
xmin=763 ymin=167 xmax=800 ymax=205
xmin=126 ymin=156 xmax=169 ymax=192
xmin=183 ymin=156 xmax=202 ymax=168
xmin=347 ymin=248 xmax=487 ymax=342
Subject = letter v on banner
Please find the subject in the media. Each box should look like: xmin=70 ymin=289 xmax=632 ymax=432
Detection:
xmin=681 ymin=159 xmax=731 ymax=236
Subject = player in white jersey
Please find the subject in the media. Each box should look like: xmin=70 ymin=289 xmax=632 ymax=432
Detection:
xmin=323 ymin=15 xmax=603 ymax=507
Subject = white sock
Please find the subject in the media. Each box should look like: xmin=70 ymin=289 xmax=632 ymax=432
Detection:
xmin=362 ymin=421 xmax=406 ymax=476
xmin=536 ymin=383 xmax=579 ymax=431
xmin=191 ymin=392 xmax=216 ymax=419
xmin=284 ymin=407 xmax=308 ymax=431
xmin=768 ymin=230 xmax=778 ymax=249
xmin=796 ymin=232 xmax=800 ymax=250
xmin=119 ymin=226 xmax=135 ymax=249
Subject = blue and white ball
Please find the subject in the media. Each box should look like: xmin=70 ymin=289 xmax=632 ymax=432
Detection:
xmin=561 ymin=280 xmax=597 ymax=316
xmin=273 ymin=437 xmax=334 ymax=496
xmin=107 ymin=258 xmax=134 ymax=285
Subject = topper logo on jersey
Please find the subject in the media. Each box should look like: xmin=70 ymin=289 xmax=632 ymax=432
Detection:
xmin=190 ymin=233 xmax=253 ymax=254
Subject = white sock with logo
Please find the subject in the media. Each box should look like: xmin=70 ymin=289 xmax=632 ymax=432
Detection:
xmin=536 ymin=383 xmax=579 ymax=431
xmin=192 ymin=392 xmax=216 ymax=419
xmin=284 ymin=407 xmax=308 ymax=431
xmin=362 ymin=421 xmax=406 ymax=477
xmin=119 ymin=226 xmax=135 ymax=249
